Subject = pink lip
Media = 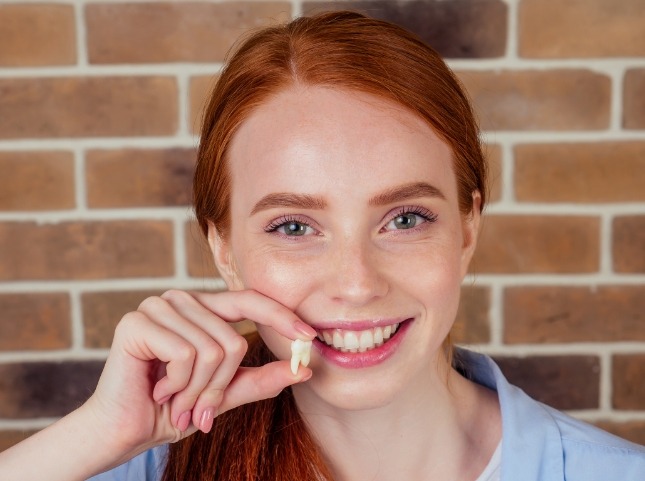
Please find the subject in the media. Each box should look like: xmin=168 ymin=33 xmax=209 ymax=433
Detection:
xmin=313 ymin=318 xmax=413 ymax=369
xmin=309 ymin=318 xmax=409 ymax=331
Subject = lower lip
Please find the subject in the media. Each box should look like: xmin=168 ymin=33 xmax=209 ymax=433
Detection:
xmin=313 ymin=319 xmax=413 ymax=369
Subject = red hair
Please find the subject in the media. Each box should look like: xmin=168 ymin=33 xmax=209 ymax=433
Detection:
xmin=167 ymin=10 xmax=488 ymax=480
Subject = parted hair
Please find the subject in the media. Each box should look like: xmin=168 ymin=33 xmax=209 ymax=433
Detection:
xmin=165 ymin=10 xmax=487 ymax=481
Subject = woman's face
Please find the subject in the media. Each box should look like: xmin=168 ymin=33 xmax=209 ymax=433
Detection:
xmin=212 ymin=85 xmax=480 ymax=411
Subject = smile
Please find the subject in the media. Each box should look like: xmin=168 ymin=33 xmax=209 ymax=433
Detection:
xmin=316 ymin=323 xmax=401 ymax=353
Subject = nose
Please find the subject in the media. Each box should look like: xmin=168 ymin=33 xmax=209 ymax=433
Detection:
xmin=324 ymin=237 xmax=389 ymax=306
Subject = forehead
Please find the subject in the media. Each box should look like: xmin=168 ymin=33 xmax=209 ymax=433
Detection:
xmin=226 ymin=85 xmax=456 ymax=205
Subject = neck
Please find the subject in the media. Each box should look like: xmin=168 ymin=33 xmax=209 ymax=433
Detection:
xmin=292 ymin=364 xmax=501 ymax=481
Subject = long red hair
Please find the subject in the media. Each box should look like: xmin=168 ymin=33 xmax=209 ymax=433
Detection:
xmin=165 ymin=10 xmax=488 ymax=480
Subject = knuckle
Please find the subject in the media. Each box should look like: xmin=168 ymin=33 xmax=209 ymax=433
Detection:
xmin=114 ymin=311 xmax=146 ymax=336
xmin=228 ymin=335 xmax=248 ymax=358
xmin=137 ymin=295 xmax=166 ymax=312
xmin=161 ymin=289 xmax=193 ymax=305
xmin=175 ymin=343 xmax=196 ymax=364
xmin=200 ymin=342 xmax=224 ymax=365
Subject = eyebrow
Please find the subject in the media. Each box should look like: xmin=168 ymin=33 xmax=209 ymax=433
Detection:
xmin=250 ymin=181 xmax=445 ymax=215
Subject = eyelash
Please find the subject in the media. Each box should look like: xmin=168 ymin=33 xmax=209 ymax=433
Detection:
xmin=263 ymin=207 xmax=438 ymax=235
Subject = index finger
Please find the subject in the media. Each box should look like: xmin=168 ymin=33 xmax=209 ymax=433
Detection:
xmin=189 ymin=290 xmax=316 ymax=341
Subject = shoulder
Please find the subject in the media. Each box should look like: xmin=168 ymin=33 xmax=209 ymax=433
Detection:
xmin=456 ymin=348 xmax=645 ymax=481
xmin=87 ymin=445 xmax=168 ymax=481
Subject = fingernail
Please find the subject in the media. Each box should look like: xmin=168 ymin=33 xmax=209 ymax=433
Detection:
xmin=176 ymin=410 xmax=192 ymax=432
xmin=157 ymin=394 xmax=171 ymax=405
xmin=294 ymin=320 xmax=316 ymax=339
xmin=200 ymin=408 xmax=215 ymax=433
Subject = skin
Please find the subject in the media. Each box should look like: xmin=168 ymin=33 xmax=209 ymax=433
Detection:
xmin=212 ymin=85 xmax=501 ymax=481
xmin=0 ymin=84 xmax=500 ymax=481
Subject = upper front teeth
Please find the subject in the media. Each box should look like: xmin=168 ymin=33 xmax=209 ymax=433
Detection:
xmin=318 ymin=324 xmax=399 ymax=352
xmin=290 ymin=339 xmax=312 ymax=374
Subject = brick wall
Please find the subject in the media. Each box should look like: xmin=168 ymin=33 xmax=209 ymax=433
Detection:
xmin=0 ymin=0 xmax=644 ymax=451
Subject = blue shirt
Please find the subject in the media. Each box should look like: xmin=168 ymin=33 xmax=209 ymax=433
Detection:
xmin=89 ymin=349 xmax=645 ymax=480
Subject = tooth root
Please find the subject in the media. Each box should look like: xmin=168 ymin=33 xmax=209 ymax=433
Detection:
xmin=290 ymin=339 xmax=312 ymax=375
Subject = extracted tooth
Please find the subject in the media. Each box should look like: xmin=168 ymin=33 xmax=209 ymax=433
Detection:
xmin=290 ymin=339 xmax=312 ymax=375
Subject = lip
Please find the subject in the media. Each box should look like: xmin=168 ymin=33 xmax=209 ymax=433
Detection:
xmin=313 ymin=318 xmax=413 ymax=368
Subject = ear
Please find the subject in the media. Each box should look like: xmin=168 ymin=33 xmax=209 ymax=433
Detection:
xmin=460 ymin=191 xmax=482 ymax=278
xmin=207 ymin=222 xmax=244 ymax=291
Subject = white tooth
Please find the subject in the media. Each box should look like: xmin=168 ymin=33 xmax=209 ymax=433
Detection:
xmin=323 ymin=331 xmax=333 ymax=345
xmin=317 ymin=333 xmax=324 ymax=342
xmin=359 ymin=330 xmax=374 ymax=351
xmin=373 ymin=327 xmax=383 ymax=345
xmin=344 ymin=332 xmax=360 ymax=350
xmin=391 ymin=323 xmax=399 ymax=334
xmin=290 ymin=339 xmax=312 ymax=375
xmin=332 ymin=331 xmax=344 ymax=348
xmin=383 ymin=325 xmax=392 ymax=339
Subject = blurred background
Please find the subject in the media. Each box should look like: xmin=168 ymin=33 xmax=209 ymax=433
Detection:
xmin=0 ymin=0 xmax=644 ymax=450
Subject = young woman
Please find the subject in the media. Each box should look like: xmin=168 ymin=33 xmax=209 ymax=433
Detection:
xmin=1 ymin=11 xmax=643 ymax=481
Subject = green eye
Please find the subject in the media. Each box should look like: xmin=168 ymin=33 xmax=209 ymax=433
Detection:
xmin=281 ymin=222 xmax=308 ymax=236
xmin=393 ymin=214 xmax=417 ymax=229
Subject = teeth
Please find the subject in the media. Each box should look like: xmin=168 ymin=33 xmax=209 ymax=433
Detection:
xmin=290 ymin=339 xmax=312 ymax=375
xmin=318 ymin=323 xmax=400 ymax=353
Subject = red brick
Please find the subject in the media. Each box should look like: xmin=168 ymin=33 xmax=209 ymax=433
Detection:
xmin=514 ymin=142 xmax=645 ymax=202
xmin=0 ymin=5 xmax=75 ymax=66
xmin=504 ymin=286 xmax=645 ymax=344
xmin=452 ymin=286 xmax=490 ymax=344
xmin=86 ymin=148 xmax=196 ymax=208
xmin=0 ymin=293 xmax=71 ymax=351
xmin=624 ymin=69 xmax=645 ymax=129
xmin=0 ymin=77 xmax=177 ymax=139
xmin=186 ymin=220 xmax=219 ymax=279
xmin=495 ymin=355 xmax=600 ymax=410
xmin=458 ymin=70 xmax=610 ymax=131
xmin=613 ymin=216 xmax=645 ymax=273
xmin=594 ymin=421 xmax=645 ymax=446
xmin=612 ymin=355 xmax=645 ymax=410
xmin=190 ymin=75 xmax=218 ymax=134
xmin=519 ymin=0 xmax=645 ymax=58
xmin=304 ymin=0 xmax=507 ymax=58
xmin=472 ymin=215 xmax=600 ymax=274
xmin=0 ymin=151 xmax=75 ymax=211
xmin=83 ymin=290 xmax=163 ymax=348
xmin=86 ymin=2 xmax=291 ymax=64
xmin=0 ymin=221 xmax=174 ymax=280
xmin=0 ymin=361 xmax=103 ymax=418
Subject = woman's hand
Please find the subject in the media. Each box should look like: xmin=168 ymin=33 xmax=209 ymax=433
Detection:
xmin=82 ymin=289 xmax=316 ymax=466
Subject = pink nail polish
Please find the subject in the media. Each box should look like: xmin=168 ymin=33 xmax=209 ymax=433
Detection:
xmin=157 ymin=394 xmax=171 ymax=405
xmin=294 ymin=320 xmax=316 ymax=338
xmin=176 ymin=410 xmax=192 ymax=432
xmin=200 ymin=408 xmax=215 ymax=433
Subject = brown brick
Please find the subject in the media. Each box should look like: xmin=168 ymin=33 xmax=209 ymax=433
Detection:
xmin=519 ymin=0 xmax=645 ymax=58
xmin=0 ymin=5 xmax=75 ymax=66
xmin=0 ymin=430 xmax=38 ymax=452
xmin=86 ymin=2 xmax=291 ymax=64
xmin=613 ymin=216 xmax=645 ymax=273
xmin=485 ymin=144 xmax=502 ymax=203
xmin=515 ymin=142 xmax=645 ymax=203
xmin=0 ymin=151 xmax=75 ymax=211
xmin=472 ymin=215 xmax=600 ymax=274
xmin=190 ymin=75 xmax=218 ymax=134
xmin=594 ymin=421 xmax=645 ymax=446
xmin=0 ymin=361 xmax=103 ymax=418
xmin=452 ymin=286 xmax=490 ymax=344
xmin=624 ymin=69 xmax=645 ymax=129
xmin=458 ymin=70 xmax=610 ymax=131
xmin=0 ymin=221 xmax=174 ymax=280
xmin=186 ymin=220 xmax=219 ymax=279
xmin=86 ymin=148 xmax=196 ymax=208
xmin=495 ymin=355 xmax=600 ymax=410
xmin=0 ymin=293 xmax=71 ymax=351
xmin=613 ymin=355 xmax=645 ymax=410
xmin=304 ymin=0 xmax=507 ymax=58
xmin=504 ymin=286 xmax=645 ymax=344
xmin=0 ymin=77 xmax=177 ymax=139
xmin=83 ymin=290 xmax=163 ymax=348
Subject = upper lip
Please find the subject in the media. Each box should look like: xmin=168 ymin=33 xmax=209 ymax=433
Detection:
xmin=308 ymin=318 xmax=411 ymax=331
